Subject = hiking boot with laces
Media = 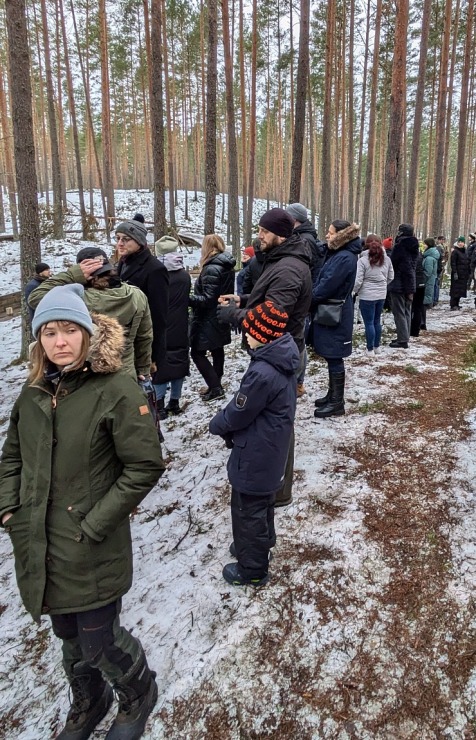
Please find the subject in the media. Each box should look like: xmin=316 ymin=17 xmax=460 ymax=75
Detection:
xmin=222 ymin=562 xmax=269 ymax=587
xmin=105 ymin=653 xmax=158 ymax=740
xmin=57 ymin=662 xmax=113 ymax=740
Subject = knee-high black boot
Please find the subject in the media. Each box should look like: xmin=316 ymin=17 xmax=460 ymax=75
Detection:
xmin=314 ymin=368 xmax=331 ymax=407
xmin=314 ymin=371 xmax=345 ymax=418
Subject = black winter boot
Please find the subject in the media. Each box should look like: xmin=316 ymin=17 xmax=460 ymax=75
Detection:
xmin=156 ymin=398 xmax=168 ymax=421
xmin=165 ymin=398 xmax=182 ymax=415
xmin=314 ymin=369 xmax=331 ymax=407
xmin=57 ymin=662 xmax=113 ymax=740
xmin=202 ymin=386 xmax=225 ymax=402
xmin=314 ymin=371 xmax=345 ymax=418
xmin=105 ymin=652 xmax=158 ymax=740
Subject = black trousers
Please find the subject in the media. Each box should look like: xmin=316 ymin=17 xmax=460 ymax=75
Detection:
xmin=50 ymin=599 xmax=139 ymax=683
xmin=231 ymin=488 xmax=276 ymax=578
xmin=191 ymin=347 xmax=224 ymax=389
xmin=410 ymin=286 xmax=425 ymax=336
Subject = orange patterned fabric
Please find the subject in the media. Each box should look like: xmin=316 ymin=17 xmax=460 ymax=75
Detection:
xmin=242 ymin=300 xmax=289 ymax=344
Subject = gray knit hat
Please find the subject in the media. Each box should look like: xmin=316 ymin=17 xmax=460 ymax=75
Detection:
xmin=32 ymin=284 xmax=94 ymax=338
xmin=155 ymin=235 xmax=180 ymax=255
xmin=115 ymin=220 xmax=148 ymax=248
xmin=286 ymin=203 xmax=308 ymax=223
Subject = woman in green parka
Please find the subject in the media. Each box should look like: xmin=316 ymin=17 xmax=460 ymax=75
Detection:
xmin=422 ymin=238 xmax=441 ymax=329
xmin=0 ymin=284 xmax=165 ymax=740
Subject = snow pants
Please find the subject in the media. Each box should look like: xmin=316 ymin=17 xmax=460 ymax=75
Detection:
xmin=231 ymin=488 xmax=276 ymax=579
xmin=51 ymin=599 xmax=141 ymax=683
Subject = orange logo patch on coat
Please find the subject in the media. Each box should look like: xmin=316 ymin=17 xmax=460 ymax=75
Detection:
xmin=139 ymin=405 xmax=149 ymax=415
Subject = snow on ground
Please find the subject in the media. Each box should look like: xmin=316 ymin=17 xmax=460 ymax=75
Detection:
xmin=1 ymin=192 xmax=476 ymax=736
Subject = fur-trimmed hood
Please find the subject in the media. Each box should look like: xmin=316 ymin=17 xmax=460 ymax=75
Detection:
xmin=88 ymin=313 xmax=124 ymax=374
xmin=328 ymin=223 xmax=361 ymax=251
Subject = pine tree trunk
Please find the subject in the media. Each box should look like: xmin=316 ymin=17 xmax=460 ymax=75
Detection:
xmin=243 ymin=0 xmax=257 ymax=243
xmin=451 ymin=0 xmax=474 ymax=243
xmin=150 ymin=0 xmax=167 ymax=238
xmin=347 ymin=0 xmax=355 ymax=221
xmin=5 ymin=0 xmax=41 ymax=357
xmin=380 ymin=0 xmax=409 ymax=237
xmin=319 ymin=0 xmax=335 ymax=237
xmin=222 ymin=0 xmax=240 ymax=257
xmin=58 ymin=0 xmax=88 ymax=238
xmin=0 ymin=67 xmax=19 ymax=236
xmin=204 ymin=0 xmax=218 ymax=235
xmin=405 ymin=0 xmax=431 ymax=223
xmin=430 ymin=0 xmax=451 ymax=236
xmin=161 ymin=0 xmax=176 ymax=229
xmin=354 ymin=0 xmax=370 ymax=222
xmin=99 ymin=0 xmax=115 ymax=234
xmin=289 ymin=0 xmax=310 ymax=204
xmin=361 ymin=0 xmax=382 ymax=235
xmin=40 ymin=0 xmax=63 ymax=238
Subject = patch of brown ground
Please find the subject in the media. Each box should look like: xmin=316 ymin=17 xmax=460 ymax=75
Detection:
xmin=340 ymin=326 xmax=476 ymax=734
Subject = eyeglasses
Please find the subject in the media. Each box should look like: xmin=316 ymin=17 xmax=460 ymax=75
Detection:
xmin=116 ymin=235 xmax=131 ymax=244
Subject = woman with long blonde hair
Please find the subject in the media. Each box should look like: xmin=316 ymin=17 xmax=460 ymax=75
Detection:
xmin=189 ymin=235 xmax=236 ymax=401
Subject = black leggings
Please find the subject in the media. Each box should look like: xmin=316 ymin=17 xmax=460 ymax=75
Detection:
xmin=191 ymin=347 xmax=225 ymax=389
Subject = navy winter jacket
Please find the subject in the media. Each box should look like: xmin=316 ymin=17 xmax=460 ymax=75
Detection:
xmin=311 ymin=226 xmax=361 ymax=360
xmin=209 ymin=333 xmax=299 ymax=496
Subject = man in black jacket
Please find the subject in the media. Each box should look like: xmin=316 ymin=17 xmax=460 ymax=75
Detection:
xmin=116 ymin=220 xmax=169 ymax=372
xmin=218 ymin=207 xmax=312 ymax=506
xmin=388 ymin=223 xmax=419 ymax=349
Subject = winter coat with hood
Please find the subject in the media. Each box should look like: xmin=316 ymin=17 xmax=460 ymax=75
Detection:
xmin=312 ymin=223 xmax=362 ymax=360
xmin=422 ymin=246 xmax=440 ymax=305
xmin=153 ymin=252 xmax=191 ymax=384
xmin=189 ymin=252 xmax=236 ymax=351
xmin=294 ymin=219 xmax=327 ymax=283
xmin=235 ymin=233 xmax=312 ymax=353
xmin=209 ymin=332 xmax=299 ymax=496
xmin=28 ymin=265 xmax=153 ymax=378
xmin=117 ymin=247 xmax=169 ymax=367
xmin=388 ymin=233 xmax=419 ymax=294
xmin=353 ymin=250 xmax=394 ymax=302
xmin=0 ymin=314 xmax=165 ymax=622
xmin=450 ymin=246 xmax=470 ymax=299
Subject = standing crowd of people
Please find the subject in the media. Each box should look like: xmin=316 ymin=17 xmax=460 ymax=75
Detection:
xmin=0 ymin=207 xmax=472 ymax=739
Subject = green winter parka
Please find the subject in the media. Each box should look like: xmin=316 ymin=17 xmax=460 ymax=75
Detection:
xmin=0 ymin=314 xmax=165 ymax=622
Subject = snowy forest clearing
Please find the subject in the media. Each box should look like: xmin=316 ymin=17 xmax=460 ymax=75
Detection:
xmin=1 ymin=191 xmax=476 ymax=737
xmin=1 ymin=289 xmax=476 ymax=736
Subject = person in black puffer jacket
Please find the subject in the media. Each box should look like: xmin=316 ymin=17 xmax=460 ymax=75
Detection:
xmin=189 ymin=235 xmax=236 ymax=401
xmin=450 ymin=237 xmax=470 ymax=309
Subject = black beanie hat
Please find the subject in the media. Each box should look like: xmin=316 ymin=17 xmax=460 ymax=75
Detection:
xmin=115 ymin=220 xmax=148 ymax=248
xmin=76 ymin=246 xmax=114 ymax=276
xmin=397 ymin=223 xmax=414 ymax=237
xmin=258 ymin=208 xmax=294 ymax=239
xmin=35 ymin=262 xmax=50 ymax=274
xmin=242 ymin=300 xmax=289 ymax=344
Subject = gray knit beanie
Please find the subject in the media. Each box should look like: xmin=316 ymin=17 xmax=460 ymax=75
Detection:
xmin=32 ymin=284 xmax=94 ymax=338
xmin=286 ymin=203 xmax=308 ymax=223
xmin=115 ymin=220 xmax=148 ymax=248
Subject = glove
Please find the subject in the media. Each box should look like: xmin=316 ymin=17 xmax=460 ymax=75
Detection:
xmin=217 ymin=301 xmax=239 ymax=326
xmin=223 ymin=433 xmax=234 ymax=449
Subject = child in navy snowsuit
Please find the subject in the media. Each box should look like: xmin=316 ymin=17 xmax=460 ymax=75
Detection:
xmin=209 ymin=300 xmax=300 ymax=586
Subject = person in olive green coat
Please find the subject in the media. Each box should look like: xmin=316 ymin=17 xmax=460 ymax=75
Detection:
xmin=0 ymin=284 xmax=165 ymax=740
xmin=28 ymin=246 xmax=153 ymax=380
